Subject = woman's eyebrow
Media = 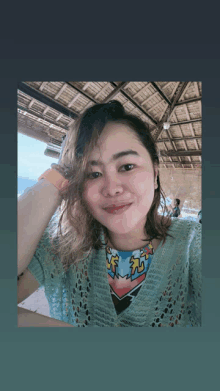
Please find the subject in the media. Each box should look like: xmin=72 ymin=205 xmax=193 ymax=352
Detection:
xmin=89 ymin=149 xmax=140 ymax=166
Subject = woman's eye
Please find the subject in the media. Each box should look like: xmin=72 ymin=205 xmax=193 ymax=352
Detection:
xmin=87 ymin=172 xmax=102 ymax=179
xmin=120 ymin=164 xmax=135 ymax=171
xmin=86 ymin=164 xmax=135 ymax=179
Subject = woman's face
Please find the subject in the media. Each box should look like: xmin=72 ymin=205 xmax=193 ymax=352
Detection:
xmin=82 ymin=122 xmax=158 ymax=236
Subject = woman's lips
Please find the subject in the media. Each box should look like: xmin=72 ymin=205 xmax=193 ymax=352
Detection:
xmin=104 ymin=203 xmax=133 ymax=215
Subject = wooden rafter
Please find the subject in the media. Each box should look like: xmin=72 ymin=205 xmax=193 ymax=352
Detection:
xmin=93 ymin=83 xmax=112 ymax=100
xmin=150 ymin=82 xmax=171 ymax=106
xmin=183 ymin=104 xmax=201 ymax=162
xmin=160 ymin=150 xmax=201 ymax=157
xmin=161 ymin=162 xmax=201 ymax=168
xmin=110 ymin=82 xmax=158 ymax=125
xmin=170 ymin=118 xmax=202 ymax=126
xmin=194 ymin=81 xmax=200 ymax=97
xmin=175 ymin=96 xmax=202 ymax=106
xmin=140 ymin=90 xmax=159 ymax=107
xmin=148 ymin=99 xmax=166 ymax=112
xmin=157 ymin=135 xmax=201 ymax=143
xmin=66 ymin=82 xmax=98 ymax=104
xmin=158 ymin=82 xmax=179 ymax=122
xmin=39 ymin=82 xmax=48 ymax=91
xmin=102 ymin=82 xmax=130 ymax=103
xmin=28 ymin=99 xmax=35 ymax=109
xmin=18 ymin=82 xmax=78 ymax=120
xmin=172 ymin=111 xmax=193 ymax=168
xmin=54 ymin=83 xmax=67 ymax=100
xmin=153 ymin=82 xmax=190 ymax=140
xmin=18 ymin=105 xmax=68 ymax=131
xmin=17 ymin=81 xmax=202 ymax=171
xmin=132 ymin=83 xmax=150 ymax=99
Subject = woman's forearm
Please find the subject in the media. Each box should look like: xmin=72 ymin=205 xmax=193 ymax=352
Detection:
xmin=18 ymin=178 xmax=62 ymax=276
xmin=17 ymin=306 xmax=74 ymax=327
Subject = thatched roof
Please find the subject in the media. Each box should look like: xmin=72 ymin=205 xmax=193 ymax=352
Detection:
xmin=17 ymin=81 xmax=201 ymax=170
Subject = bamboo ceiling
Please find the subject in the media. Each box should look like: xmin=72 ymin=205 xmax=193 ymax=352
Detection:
xmin=17 ymin=81 xmax=202 ymax=169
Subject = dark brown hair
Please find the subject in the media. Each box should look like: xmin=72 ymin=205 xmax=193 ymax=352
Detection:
xmin=48 ymin=100 xmax=172 ymax=272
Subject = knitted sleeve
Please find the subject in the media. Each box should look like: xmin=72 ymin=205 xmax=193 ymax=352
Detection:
xmin=27 ymin=229 xmax=52 ymax=287
xmin=187 ymin=222 xmax=202 ymax=326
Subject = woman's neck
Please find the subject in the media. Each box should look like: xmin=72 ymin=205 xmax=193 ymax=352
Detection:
xmin=104 ymin=215 xmax=165 ymax=252
xmin=105 ymin=227 xmax=151 ymax=252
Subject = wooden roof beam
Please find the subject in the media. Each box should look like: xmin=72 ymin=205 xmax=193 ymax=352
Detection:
xmin=175 ymin=96 xmax=202 ymax=106
xmin=172 ymin=111 xmax=192 ymax=168
xmin=183 ymin=104 xmax=201 ymax=164
xmin=153 ymin=82 xmax=190 ymax=140
xmin=66 ymin=82 xmax=98 ymax=103
xmin=158 ymin=106 xmax=183 ymax=167
xmin=157 ymin=82 xmax=180 ymax=123
xmin=102 ymin=82 xmax=130 ymax=103
xmin=160 ymin=162 xmax=201 ymax=168
xmin=150 ymin=82 xmax=171 ymax=106
xmin=54 ymin=83 xmax=67 ymax=100
xmin=194 ymin=82 xmax=200 ymax=97
xmin=18 ymin=82 xmax=78 ymax=120
xmin=18 ymin=105 xmax=68 ymax=131
xmin=132 ymin=83 xmax=150 ymax=99
xmin=157 ymin=135 xmax=201 ymax=143
xmin=39 ymin=82 xmax=48 ymax=91
xmin=110 ymin=82 xmax=158 ymax=125
xmin=160 ymin=150 xmax=201 ymax=157
xmin=147 ymin=99 xmax=167 ymax=112
xmin=28 ymin=99 xmax=35 ymax=109
xmin=68 ymin=82 xmax=93 ymax=109
xmin=94 ymin=83 xmax=112 ymax=99
xmin=169 ymin=118 xmax=202 ymax=126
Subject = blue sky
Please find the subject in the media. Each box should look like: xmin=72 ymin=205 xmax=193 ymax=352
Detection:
xmin=18 ymin=133 xmax=58 ymax=197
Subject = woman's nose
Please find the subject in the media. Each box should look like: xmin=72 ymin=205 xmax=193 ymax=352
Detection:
xmin=101 ymin=174 xmax=123 ymax=197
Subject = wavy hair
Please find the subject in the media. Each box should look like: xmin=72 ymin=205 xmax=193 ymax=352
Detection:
xmin=48 ymin=100 xmax=172 ymax=272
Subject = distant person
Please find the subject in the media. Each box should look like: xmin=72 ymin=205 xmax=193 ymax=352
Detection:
xmin=169 ymin=199 xmax=181 ymax=218
xmin=198 ymin=210 xmax=202 ymax=224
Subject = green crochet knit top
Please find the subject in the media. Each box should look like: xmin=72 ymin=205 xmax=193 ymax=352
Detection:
xmin=28 ymin=218 xmax=202 ymax=327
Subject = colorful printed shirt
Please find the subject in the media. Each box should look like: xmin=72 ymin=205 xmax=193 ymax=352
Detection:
xmin=106 ymin=242 xmax=154 ymax=315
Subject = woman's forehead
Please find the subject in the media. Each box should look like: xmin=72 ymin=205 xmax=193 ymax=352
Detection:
xmin=94 ymin=123 xmax=141 ymax=151
xmin=88 ymin=122 xmax=151 ymax=163
xmin=101 ymin=122 xmax=138 ymax=140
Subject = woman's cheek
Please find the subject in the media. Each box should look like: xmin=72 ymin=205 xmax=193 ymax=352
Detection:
xmin=83 ymin=183 xmax=100 ymax=209
xmin=132 ymin=172 xmax=154 ymax=194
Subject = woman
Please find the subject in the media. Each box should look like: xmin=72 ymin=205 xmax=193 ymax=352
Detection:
xmin=17 ymin=100 xmax=201 ymax=327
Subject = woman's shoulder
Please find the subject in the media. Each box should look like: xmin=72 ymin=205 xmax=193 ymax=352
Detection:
xmin=167 ymin=217 xmax=201 ymax=242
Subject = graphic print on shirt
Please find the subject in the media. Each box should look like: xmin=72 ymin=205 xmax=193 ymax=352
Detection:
xmin=106 ymin=243 xmax=154 ymax=314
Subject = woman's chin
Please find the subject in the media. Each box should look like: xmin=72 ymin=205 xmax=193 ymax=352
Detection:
xmin=101 ymin=222 xmax=135 ymax=235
